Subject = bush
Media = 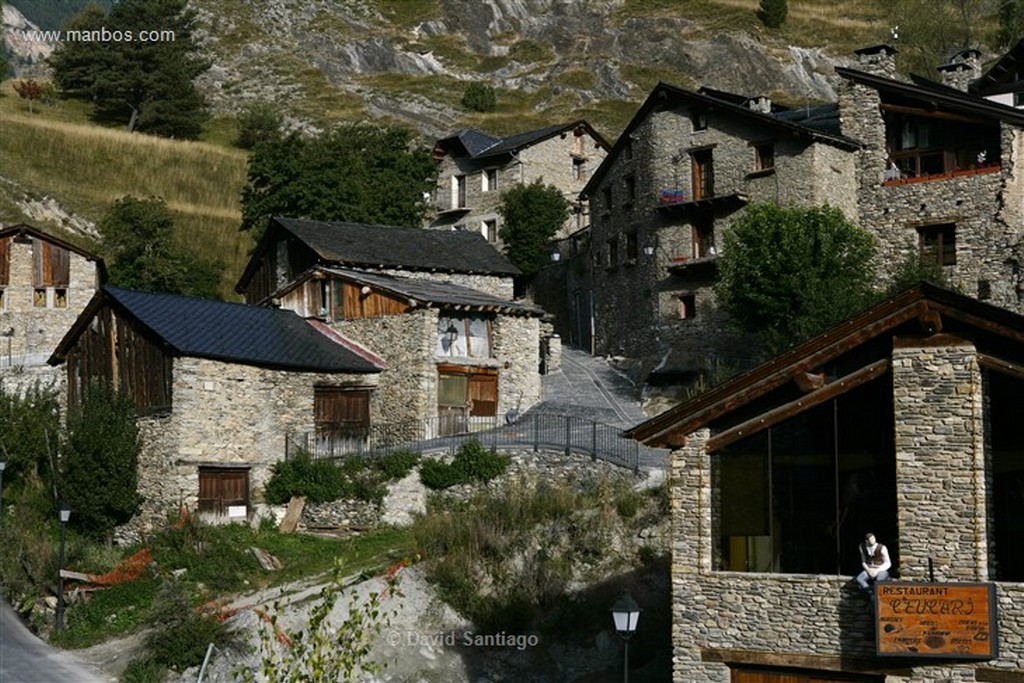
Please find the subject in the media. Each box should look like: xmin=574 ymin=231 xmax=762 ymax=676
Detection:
xmin=0 ymin=382 xmax=60 ymax=495
xmin=143 ymin=580 xmax=232 ymax=672
xmin=60 ymin=386 xmax=143 ymax=539
xmin=120 ymin=657 xmax=164 ymax=683
xmin=236 ymin=101 xmax=283 ymax=149
xmin=461 ymin=81 xmax=497 ymax=112
xmin=263 ymin=453 xmax=348 ymax=504
xmin=377 ymin=450 xmax=420 ymax=480
xmin=758 ymin=0 xmax=788 ymax=27
xmin=419 ymin=441 xmax=509 ymax=490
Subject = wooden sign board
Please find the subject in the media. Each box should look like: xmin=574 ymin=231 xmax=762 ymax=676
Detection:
xmin=876 ymin=582 xmax=998 ymax=659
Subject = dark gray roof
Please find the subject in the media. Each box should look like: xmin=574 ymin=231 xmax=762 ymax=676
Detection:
xmin=51 ymin=287 xmax=383 ymax=373
xmin=319 ymin=267 xmax=545 ymax=316
xmin=273 ymin=217 xmax=521 ymax=276
xmin=436 ymin=121 xmax=610 ymax=161
xmin=772 ymin=103 xmax=844 ymax=137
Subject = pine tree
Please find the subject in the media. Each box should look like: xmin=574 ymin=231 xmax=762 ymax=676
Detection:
xmin=758 ymin=0 xmax=788 ymax=28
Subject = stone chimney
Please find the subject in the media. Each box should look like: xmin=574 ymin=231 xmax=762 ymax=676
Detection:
xmin=747 ymin=95 xmax=772 ymax=113
xmin=853 ymin=44 xmax=898 ymax=80
xmin=937 ymin=47 xmax=982 ymax=92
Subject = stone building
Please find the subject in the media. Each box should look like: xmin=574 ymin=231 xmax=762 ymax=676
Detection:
xmin=576 ymin=82 xmax=859 ymax=381
xmin=428 ymin=121 xmax=610 ymax=244
xmin=626 ymin=282 xmax=1024 ymax=682
xmin=236 ymin=217 xmax=547 ymax=431
xmin=48 ymin=286 xmax=384 ymax=530
xmin=0 ymin=223 xmax=103 ymax=370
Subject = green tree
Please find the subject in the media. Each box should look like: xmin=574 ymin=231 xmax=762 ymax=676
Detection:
xmin=60 ymin=386 xmax=143 ymax=538
xmin=883 ymin=0 xmax=995 ymax=75
xmin=715 ymin=202 xmax=877 ymax=352
xmin=0 ymin=383 xmax=61 ymax=494
xmin=240 ymin=123 xmax=437 ymax=236
xmin=461 ymin=82 xmax=497 ymax=112
xmin=49 ymin=0 xmax=209 ymax=138
xmin=758 ymin=0 xmax=788 ymax=27
xmin=497 ymin=180 xmax=569 ymax=277
xmin=236 ymin=101 xmax=284 ymax=150
xmin=885 ymin=252 xmax=949 ymax=296
xmin=998 ymin=0 xmax=1024 ymax=48
xmin=98 ymin=196 xmax=222 ymax=298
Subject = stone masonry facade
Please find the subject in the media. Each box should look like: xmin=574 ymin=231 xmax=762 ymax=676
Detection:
xmin=586 ymin=95 xmax=856 ymax=375
xmin=668 ymin=341 xmax=1024 ymax=681
xmin=431 ymin=125 xmax=608 ymax=244
xmin=131 ymin=357 xmax=380 ymax=533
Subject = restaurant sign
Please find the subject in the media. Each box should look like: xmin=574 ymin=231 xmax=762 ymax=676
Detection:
xmin=876 ymin=582 xmax=998 ymax=659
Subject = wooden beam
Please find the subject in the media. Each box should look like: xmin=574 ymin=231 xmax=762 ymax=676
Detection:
xmin=916 ymin=301 xmax=943 ymax=335
xmin=706 ymin=359 xmax=890 ymax=452
xmin=700 ymin=647 xmax=913 ymax=675
xmin=793 ymin=371 xmax=825 ymax=392
xmin=978 ymin=669 xmax=1024 ymax=683
xmin=977 ymin=352 xmax=1024 ymax=382
xmin=879 ymin=102 xmax=989 ymax=124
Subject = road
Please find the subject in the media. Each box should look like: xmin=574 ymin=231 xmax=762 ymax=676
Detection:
xmin=0 ymin=598 xmax=112 ymax=683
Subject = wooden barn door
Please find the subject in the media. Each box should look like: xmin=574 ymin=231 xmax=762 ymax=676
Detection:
xmin=314 ymin=387 xmax=370 ymax=453
xmin=198 ymin=467 xmax=249 ymax=519
xmin=732 ymin=670 xmax=882 ymax=683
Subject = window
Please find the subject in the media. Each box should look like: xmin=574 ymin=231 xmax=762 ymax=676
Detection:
xmin=987 ymin=370 xmax=1024 ymax=581
xmin=33 ymin=289 xmax=47 ymax=308
xmin=606 ymin=237 xmax=618 ymax=269
xmin=482 ymin=168 xmax=498 ymax=192
xmin=918 ymin=223 xmax=956 ymax=266
xmin=693 ymin=213 xmax=716 ymax=258
xmin=54 ymin=288 xmax=68 ymax=308
xmin=198 ymin=467 xmax=249 ymax=518
xmin=602 ymin=186 xmax=612 ymax=214
xmin=453 ymin=174 xmax=467 ymax=209
xmin=438 ymin=367 xmax=498 ymax=435
xmin=752 ymin=142 xmax=775 ymax=172
xmin=978 ymin=279 xmax=992 ymax=300
xmin=678 ymin=293 xmax=696 ymax=319
xmin=437 ymin=314 xmax=492 ymax=358
xmin=483 ymin=219 xmax=497 ymax=243
xmin=715 ymin=379 xmax=898 ymax=575
xmin=30 ymin=238 xmax=71 ymax=309
xmin=572 ymin=157 xmax=587 ymax=181
xmin=624 ymin=174 xmax=636 ymax=205
xmin=691 ymin=149 xmax=714 ymax=200
xmin=692 ymin=110 xmax=708 ymax=131
xmin=625 ymin=231 xmax=638 ymax=261
xmin=624 ymin=138 xmax=633 ymax=160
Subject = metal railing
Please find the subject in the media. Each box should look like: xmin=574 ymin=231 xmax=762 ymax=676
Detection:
xmin=285 ymin=412 xmax=669 ymax=473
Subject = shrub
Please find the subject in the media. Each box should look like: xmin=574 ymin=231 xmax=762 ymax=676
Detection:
xmin=461 ymin=81 xmax=497 ymax=112
xmin=236 ymin=101 xmax=283 ymax=149
xmin=419 ymin=440 xmax=509 ymax=490
xmin=143 ymin=580 xmax=232 ymax=672
xmin=377 ymin=450 xmax=420 ymax=480
xmin=263 ymin=453 xmax=347 ymax=504
xmin=615 ymin=489 xmax=641 ymax=519
xmin=758 ymin=0 xmax=788 ymax=27
xmin=120 ymin=657 xmax=164 ymax=683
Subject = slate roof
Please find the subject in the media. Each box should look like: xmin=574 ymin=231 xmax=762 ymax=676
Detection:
xmin=50 ymin=286 xmax=384 ymax=373
xmin=435 ymin=121 xmax=611 ymax=161
xmin=272 ymin=217 xmax=521 ymax=276
xmin=582 ymin=82 xmax=862 ymax=198
xmin=316 ymin=267 xmax=545 ymax=316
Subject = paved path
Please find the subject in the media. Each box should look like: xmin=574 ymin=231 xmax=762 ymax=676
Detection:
xmin=538 ymin=347 xmax=647 ymax=428
xmin=0 ymin=598 xmax=113 ymax=683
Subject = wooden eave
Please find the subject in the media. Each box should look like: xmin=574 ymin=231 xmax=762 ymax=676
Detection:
xmin=625 ymin=282 xmax=1024 ymax=449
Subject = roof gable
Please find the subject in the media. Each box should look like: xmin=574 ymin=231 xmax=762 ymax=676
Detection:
xmin=582 ymin=82 xmax=860 ymax=198
xmin=626 ymin=282 xmax=1024 ymax=448
xmin=435 ymin=121 xmax=611 ymax=162
xmin=0 ymin=223 xmax=102 ymax=263
xmin=973 ymin=38 xmax=1024 ymax=96
xmin=50 ymin=286 xmax=384 ymax=373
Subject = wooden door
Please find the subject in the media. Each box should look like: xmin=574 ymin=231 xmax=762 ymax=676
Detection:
xmin=314 ymin=387 xmax=370 ymax=453
xmin=198 ymin=468 xmax=249 ymax=517
xmin=692 ymin=149 xmax=714 ymax=200
xmin=468 ymin=374 xmax=497 ymax=417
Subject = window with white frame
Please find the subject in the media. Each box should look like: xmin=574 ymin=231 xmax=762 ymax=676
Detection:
xmin=482 ymin=168 xmax=498 ymax=192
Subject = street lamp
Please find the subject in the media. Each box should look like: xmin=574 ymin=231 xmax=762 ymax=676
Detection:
xmin=55 ymin=502 xmax=71 ymax=633
xmin=611 ymin=592 xmax=641 ymax=683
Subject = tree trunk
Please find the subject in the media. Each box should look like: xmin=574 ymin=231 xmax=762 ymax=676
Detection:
xmin=126 ymin=107 xmax=138 ymax=133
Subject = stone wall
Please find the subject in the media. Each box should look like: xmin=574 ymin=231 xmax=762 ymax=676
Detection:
xmin=491 ymin=314 xmax=541 ymax=417
xmin=429 ymin=128 xmax=607 ymax=244
xmin=131 ymin=358 xmax=380 ymax=532
xmin=668 ymin=343 xmax=1024 ymax=681
xmin=586 ymin=101 xmax=854 ymax=373
xmin=0 ymin=236 xmax=98 ymax=367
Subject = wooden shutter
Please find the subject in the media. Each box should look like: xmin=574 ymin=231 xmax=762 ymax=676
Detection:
xmin=198 ymin=468 xmax=249 ymax=516
xmin=0 ymin=237 xmax=9 ymax=286
xmin=468 ymin=373 xmax=497 ymax=416
xmin=32 ymin=239 xmax=70 ymax=286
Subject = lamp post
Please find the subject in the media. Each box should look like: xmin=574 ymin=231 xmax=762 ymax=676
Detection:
xmin=0 ymin=459 xmax=6 ymax=507
xmin=55 ymin=502 xmax=71 ymax=633
xmin=611 ymin=592 xmax=641 ymax=683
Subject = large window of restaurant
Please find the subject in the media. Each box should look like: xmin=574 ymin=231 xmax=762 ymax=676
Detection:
xmin=986 ymin=369 xmax=1024 ymax=581
xmin=715 ymin=377 xmax=898 ymax=575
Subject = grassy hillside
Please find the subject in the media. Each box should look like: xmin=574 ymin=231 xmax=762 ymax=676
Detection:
xmin=0 ymin=83 xmax=252 ymax=299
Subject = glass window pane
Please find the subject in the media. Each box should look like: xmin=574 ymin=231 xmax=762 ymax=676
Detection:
xmin=438 ymin=374 xmax=467 ymax=406
xmin=467 ymin=316 xmax=490 ymax=357
xmin=437 ymin=315 xmax=468 ymax=357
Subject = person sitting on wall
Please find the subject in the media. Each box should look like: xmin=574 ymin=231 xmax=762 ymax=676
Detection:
xmin=856 ymin=532 xmax=891 ymax=595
